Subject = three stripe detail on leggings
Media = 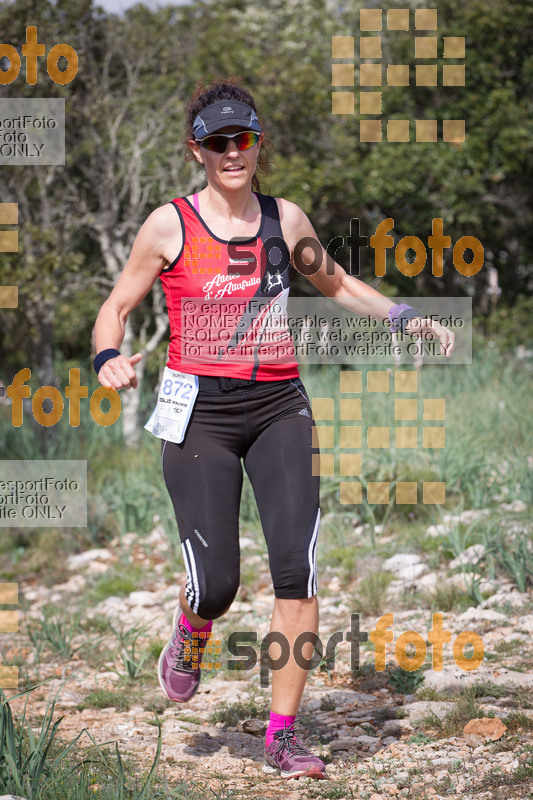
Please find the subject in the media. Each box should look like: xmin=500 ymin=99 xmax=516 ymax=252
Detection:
xmin=162 ymin=444 xmax=201 ymax=615
xmin=307 ymin=508 xmax=320 ymax=597
xmin=181 ymin=539 xmax=200 ymax=614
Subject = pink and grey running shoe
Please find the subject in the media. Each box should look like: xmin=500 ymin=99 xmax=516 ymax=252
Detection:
xmin=263 ymin=721 xmax=327 ymax=780
xmin=157 ymin=608 xmax=207 ymax=703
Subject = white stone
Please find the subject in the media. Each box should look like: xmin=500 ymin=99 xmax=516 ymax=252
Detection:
xmin=517 ymin=615 xmax=533 ymax=634
xmin=500 ymin=500 xmax=527 ymax=513
xmin=477 ymin=579 xmax=500 ymax=596
xmin=383 ymin=553 xmax=423 ymax=572
xmin=67 ymin=548 xmax=114 ymax=570
xmin=426 ymin=524 xmax=451 ymax=538
xmin=127 ymin=591 xmax=159 ymax=608
xmin=424 ymin=664 xmax=533 ymax=691
xmin=446 ymin=573 xmax=483 ymax=591
xmin=395 ymin=563 xmax=429 ymax=581
xmin=147 ymin=525 xmax=170 ymax=549
xmin=417 ymin=572 xmax=439 ymax=589
xmin=240 ymin=536 xmax=259 ymax=549
xmin=94 ymin=596 xmax=126 ymax=617
xmin=120 ymin=533 xmax=138 ymax=547
xmin=0 ymin=795 xmax=29 ymax=799
xmin=86 ymin=561 xmax=113 ymax=576
xmin=406 ymin=701 xmax=456 ymax=721
xmin=93 ymin=670 xmax=121 ymax=683
xmin=230 ymin=601 xmax=253 ymax=612
xmin=53 ymin=574 xmax=87 ymax=593
xmin=442 ymin=509 xmax=490 ymax=525
xmin=455 ymin=607 xmax=507 ymax=627
xmin=21 ymin=587 xmax=46 ymax=602
xmin=449 ymin=544 xmax=486 ymax=570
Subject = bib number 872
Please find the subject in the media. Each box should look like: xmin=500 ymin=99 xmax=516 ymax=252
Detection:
xmin=162 ymin=378 xmax=193 ymax=399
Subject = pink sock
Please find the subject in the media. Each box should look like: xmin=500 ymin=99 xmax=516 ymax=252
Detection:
xmin=179 ymin=613 xmax=212 ymax=634
xmin=266 ymin=712 xmax=296 ymax=746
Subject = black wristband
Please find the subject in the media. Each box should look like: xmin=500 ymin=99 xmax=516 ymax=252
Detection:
xmin=94 ymin=348 xmax=121 ymax=375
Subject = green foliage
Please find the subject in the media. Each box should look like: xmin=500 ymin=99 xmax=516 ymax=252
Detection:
xmin=107 ymin=619 xmax=155 ymax=681
xmin=492 ymin=532 xmax=533 ymax=593
xmin=77 ymin=689 xmax=131 ymax=712
xmin=475 ymin=295 xmax=533 ymax=352
xmin=502 ymin=712 xmax=533 ymax=733
xmin=415 ymin=687 xmax=441 ymax=701
xmin=387 ymin=665 xmax=425 ymax=695
xmin=1 ymin=0 xmax=532 ymax=397
xmin=407 ymin=731 xmax=437 ymax=744
xmin=422 ymin=582 xmax=473 ymax=614
xmin=88 ymin=565 xmax=145 ymax=603
xmin=418 ymin=685 xmax=496 ymax=738
xmin=0 ymin=678 xmax=216 ymax=800
xmin=207 ymin=695 xmax=270 ymax=727
xmin=25 ymin=605 xmax=88 ymax=660
xmin=306 ymin=782 xmax=356 ymax=800
xmin=354 ymin=570 xmax=395 ymax=616
xmin=0 ymin=679 xmax=93 ymax=799
xmin=441 ymin=515 xmax=533 ymax=596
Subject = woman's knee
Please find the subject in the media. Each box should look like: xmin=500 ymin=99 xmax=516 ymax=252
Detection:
xmin=198 ymin=579 xmax=240 ymax=620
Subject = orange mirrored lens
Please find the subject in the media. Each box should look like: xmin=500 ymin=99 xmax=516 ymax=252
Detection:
xmin=200 ymin=132 xmax=260 ymax=152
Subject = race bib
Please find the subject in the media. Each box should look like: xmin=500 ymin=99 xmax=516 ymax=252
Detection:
xmin=144 ymin=367 xmax=199 ymax=444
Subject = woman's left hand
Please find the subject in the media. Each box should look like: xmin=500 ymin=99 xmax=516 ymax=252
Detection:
xmin=404 ymin=317 xmax=455 ymax=357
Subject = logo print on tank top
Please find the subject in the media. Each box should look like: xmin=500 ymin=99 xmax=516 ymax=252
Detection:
xmin=184 ymin=237 xmax=223 ymax=275
xmin=261 ymin=270 xmax=285 ymax=295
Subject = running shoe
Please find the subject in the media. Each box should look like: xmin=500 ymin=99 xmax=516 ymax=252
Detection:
xmin=263 ymin=721 xmax=327 ymax=780
xmin=157 ymin=607 xmax=207 ymax=703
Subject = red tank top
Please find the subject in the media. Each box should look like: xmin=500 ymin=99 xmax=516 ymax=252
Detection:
xmin=159 ymin=192 xmax=300 ymax=380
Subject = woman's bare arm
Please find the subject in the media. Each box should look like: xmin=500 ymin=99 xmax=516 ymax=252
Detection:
xmin=277 ymin=198 xmax=455 ymax=356
xmin=94 ymin=203 xmax=182 ymax=389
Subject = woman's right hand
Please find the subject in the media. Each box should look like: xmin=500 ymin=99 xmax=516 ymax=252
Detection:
xmin=97 ymin=353 xmax=143 ymax=390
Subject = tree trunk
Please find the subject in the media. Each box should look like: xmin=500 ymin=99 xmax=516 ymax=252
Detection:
xmin=32 ymin=311 xmax=56 ymax=391
xmin=120 ymin=318 xmax=143 ymax=445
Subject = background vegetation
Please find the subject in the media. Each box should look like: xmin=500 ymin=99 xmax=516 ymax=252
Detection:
xmin=1 ymin=2 xmax=532 ymax=797
xmin=1 ymin=0 xmax=532 ymax=399
xmin=0 ymin=0 xmax=532 ymax=581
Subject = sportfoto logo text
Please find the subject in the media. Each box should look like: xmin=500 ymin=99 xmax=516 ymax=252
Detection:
xmin=4 ymin=368 xmax=120 ymax=427
xmin=182 ymin=612 xmax=484 ymax=687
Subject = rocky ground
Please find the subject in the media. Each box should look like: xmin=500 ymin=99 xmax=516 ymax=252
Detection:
xmin=2 ymin=506 xmax=533 ymax=800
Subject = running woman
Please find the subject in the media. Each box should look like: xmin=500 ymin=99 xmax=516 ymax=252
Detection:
xmin=93 ymin=78 xmax=454 ymax=780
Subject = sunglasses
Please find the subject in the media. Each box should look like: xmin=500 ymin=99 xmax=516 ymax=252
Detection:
xmin=195 ymin=130 xmax=261 ymax=153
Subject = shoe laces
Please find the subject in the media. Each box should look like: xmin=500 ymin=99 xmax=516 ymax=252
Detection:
xmin=171 ymin=623 xmax=205 ymax=673
xmin=273 ymin=722 xmax=311 ymax=757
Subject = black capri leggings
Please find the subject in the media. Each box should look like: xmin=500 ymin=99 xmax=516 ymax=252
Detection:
xmin=161 ymin=375 xmax=321 ymax=620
